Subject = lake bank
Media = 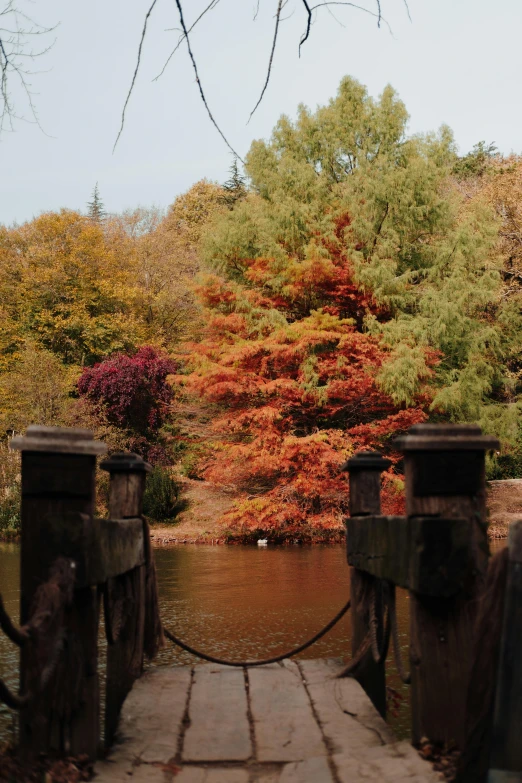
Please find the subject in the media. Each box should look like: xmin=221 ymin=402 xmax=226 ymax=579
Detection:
xmin=148 ymin=477 xmax=522 ymax=544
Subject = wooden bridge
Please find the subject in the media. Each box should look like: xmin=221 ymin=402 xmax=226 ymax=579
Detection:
xmin=1 ymin=423 xmax=521 ymax=782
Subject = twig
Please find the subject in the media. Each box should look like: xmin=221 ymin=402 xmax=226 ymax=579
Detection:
xmin=310 ymin=2 xmax=393 ymax=35
xmin=299 ymin=0 xmax=312 ymax=55
xmin=253 ymin=0 xmax=261 ymax=20
xmin=376 ymin=0 xmax=381 ymax=27
xmin=0 ymin=3 xmax=56 ymax=134
xmin=153 ymin=0 xmax=221 ymax=83
xmin=113 ymin=0 xmax=159 ymax=152
xmin=403 ymin=0 xmax=412 ymax=22
xmin=248 ymin=0 xmax=283 ymax=122
xmin=174 ymin=0 xmax=243 ymax=161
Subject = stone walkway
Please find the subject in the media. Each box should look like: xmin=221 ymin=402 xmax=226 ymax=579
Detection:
xmin=94 ymin=659 xmax=439 ymax=782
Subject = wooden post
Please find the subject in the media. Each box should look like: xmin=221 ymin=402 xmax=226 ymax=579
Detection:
xmin=343 ymin=451 xmax=391 ymax=717
xmin=396 ymin=424 xmax=499 ymax=747
xmin=488 ymin=520 xmax=522 ymax=782
xmin=100 ymin=453 xmax=150 ymax=746
xmin=11 ymin=426 xmax=107 ymax=760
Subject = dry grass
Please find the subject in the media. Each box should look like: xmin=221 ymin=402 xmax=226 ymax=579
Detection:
xmin=149 ymin=476 xmax=236 ymax=544
xmin=487 ymin=479 xmax=522 ymax=540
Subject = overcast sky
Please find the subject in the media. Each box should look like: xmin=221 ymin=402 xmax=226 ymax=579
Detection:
xmin=1 ymin=0 xmax=520 ymax=226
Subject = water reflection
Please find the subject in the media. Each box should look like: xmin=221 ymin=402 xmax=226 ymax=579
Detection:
xmin=0 ymin=541 xmax=506 ymax=743
xmin=150 ymin=545 xmax=411 ymax=737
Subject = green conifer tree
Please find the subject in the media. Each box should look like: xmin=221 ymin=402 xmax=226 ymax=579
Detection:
xmin=87 ymin=183 xmax=106 ymax=222
xmin=221 ymin=156 xmax=247 ymax=209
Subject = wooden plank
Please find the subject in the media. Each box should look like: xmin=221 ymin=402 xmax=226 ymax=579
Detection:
xmin=248 ymin=662 xmax=326 ymax=763
xmin=96 ymin=518 xmax=145 ymax=583
xmin=347 ymin=516 xmax=409 ymax=585
xmin=183 ymin=665 xmax=251 ymax=762
xmin=346 ymin=515 xmax=472 ymax=597
xmin=33 ymin=514 xmax=145 ymax=589
xmin=489 ymin=521 xmax=522 ymax=777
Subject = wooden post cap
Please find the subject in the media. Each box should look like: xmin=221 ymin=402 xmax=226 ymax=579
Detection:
xmin=10 ymin=425 xmax=107 ymax=455
xmin=342 ymin=451 xmax=391 ymax=473
xmin=100 ymin=453 xmax=152 ymax=474
xmin=395 ymin=423 xmax=500 ymax=452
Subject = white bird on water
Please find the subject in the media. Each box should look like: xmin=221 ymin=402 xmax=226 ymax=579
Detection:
xmin=257 ymin=539 xmax=268 ymax=546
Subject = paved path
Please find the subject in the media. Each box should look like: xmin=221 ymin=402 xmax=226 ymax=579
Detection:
xmin=94 ymin=659 xmax=439 ymax=783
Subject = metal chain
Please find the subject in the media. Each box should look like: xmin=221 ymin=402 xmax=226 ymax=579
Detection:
xmin=164 ymin=597 xmax=352 ymax=667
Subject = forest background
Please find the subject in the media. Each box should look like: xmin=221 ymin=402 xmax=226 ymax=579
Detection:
xmin=1 ymin=76 xmax=522 ymax=541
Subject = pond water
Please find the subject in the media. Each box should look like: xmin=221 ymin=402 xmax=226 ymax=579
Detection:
xmin=1 ymin=540 xmax=505 ymax=743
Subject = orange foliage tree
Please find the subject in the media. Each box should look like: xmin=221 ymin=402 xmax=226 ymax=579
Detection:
xmin=178 ymin=222 xmax=433 ymax=540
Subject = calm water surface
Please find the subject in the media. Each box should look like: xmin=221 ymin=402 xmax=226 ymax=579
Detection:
xmin=5 ymin=541 xmax=491 ymax=741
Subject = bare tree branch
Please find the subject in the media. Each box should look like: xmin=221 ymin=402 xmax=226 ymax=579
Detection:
xmin=153 ymin=0 xmax=221 ymax=83
xmin=376 ymin=0 xmax=381 ymax=27
xmin=299 ymin=0 xmax=312 ymax=56
xmin=248 ymin=0 xmax=283 ymax=122
xmin=0 ymin=2 xmax=56 ymax=134
xmin=310 ymin=3 xmax=393 ymax=35
xmin=113 ymin=0 xmax=159 ymax=153
xmin=174 ymin=0 xmax=243 ymax=162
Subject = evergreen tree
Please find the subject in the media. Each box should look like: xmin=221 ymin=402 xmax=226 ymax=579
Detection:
xmin=221 ymin=156 xmax=247 ymax=209
xmin=87 ymin=183 xmax=106 ymax=222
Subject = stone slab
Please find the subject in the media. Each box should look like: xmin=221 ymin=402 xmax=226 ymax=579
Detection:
xmin=175 ymin=769 xmax=250 ymax=783
xmin=248 ymin=661 xmax=327 ymax=763
xmin=298 ymin=658 xmax=394 ymax=751
xmin=93 ymin=661 xmax=438 ymax=783
xmin=254 ymin=757 xmax=335 ymax=782
xmin=183 ymin=664 xmax=252 ymax=762
xmin=110 ymin=665 xmax=191 ymax=765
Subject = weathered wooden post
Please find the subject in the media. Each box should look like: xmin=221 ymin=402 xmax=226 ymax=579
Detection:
xmin=100 ymin=452 xmax=150 ymax=746
xmin=12 ymin=426 xmax=107 ymax=759
xmin=344 ymin=451 xmax=391 ymax=717
xmin=488 ymin=520 xmax=522 ymax=782
xmin=396 ymin=424 xmax=499 ymax=747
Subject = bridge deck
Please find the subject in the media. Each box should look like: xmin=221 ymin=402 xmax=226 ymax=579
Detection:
xmin=94 ymin=659 xmax=438 ymax=783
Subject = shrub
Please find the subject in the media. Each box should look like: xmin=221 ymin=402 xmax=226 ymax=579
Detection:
xmin=77 ymin=346 xmax=176 ymax=461
xmin=0 ymin=442 xmax=20 ymax=535
xmin=142 ymin=467 xmax=182 ymax=522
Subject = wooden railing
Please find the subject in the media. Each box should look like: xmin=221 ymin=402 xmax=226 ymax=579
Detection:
xmin=11 ymin=426 xmax=155 ymax=761
xmin=5 ymin=422 xmax=521 ymax=780
xmin=344 ymin=423 xmax=522 ymax=781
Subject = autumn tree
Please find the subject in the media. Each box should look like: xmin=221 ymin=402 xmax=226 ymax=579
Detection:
xmin=106 ymin=181 xmax=225 ymax=349
xmin=175 ymin=76 xmax=518 ymax=538
xmin=0 ymin=210 xmax=146 ymax=367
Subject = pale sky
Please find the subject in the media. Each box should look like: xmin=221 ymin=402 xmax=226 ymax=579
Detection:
xmin=1 ymin=0 xmax=521 ymax=226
